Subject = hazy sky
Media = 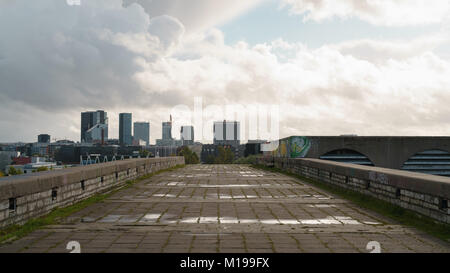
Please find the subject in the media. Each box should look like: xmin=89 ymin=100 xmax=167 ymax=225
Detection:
xmin=1 ymin=0 xmax=450 ymax=143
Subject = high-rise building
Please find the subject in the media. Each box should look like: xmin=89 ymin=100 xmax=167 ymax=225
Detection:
xmin=180 ymin=126 xmax=194 ymax=146
xmin=162 ymin=116 xmax=173 ymax=140
xmin=213 ymin=120 xmax=240 ymax=147
xmin=37 ymin=134 xmax=50 ymax=143
xmin=119 ymin=113 xmax=132 ymax=146
xmin=85 ymin=123 xmax=108 ymax=144
xmin=134 ymin=122 xmax=150 ymax=146
xmin=81 ymin=110 xmax=108 ymax=143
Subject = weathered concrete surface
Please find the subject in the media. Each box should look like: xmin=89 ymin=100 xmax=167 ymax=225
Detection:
xmin=302 ymin=136 xmax=450 ymax=169
xmin=0 ymin=165 xmax=448 ymax=253
xmin=260 ymin=157 xmax=450 ymax=224
xmin=0 ymin=157 xmax=184 ymax=228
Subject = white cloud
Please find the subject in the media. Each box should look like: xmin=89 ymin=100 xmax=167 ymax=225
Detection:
xmin=1 ymin=0 xmax=450 ymax=143
xmin=331 ymin=33 xmax=450 ymax=64
xmin=282 ymin=0 xmax=450 ymax=26
xmin=123 ymin=0 xmax=263 ymax=33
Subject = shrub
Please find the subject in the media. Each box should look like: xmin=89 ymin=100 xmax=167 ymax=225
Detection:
xmin=233 ymin=155 xmax=259 ymax=164
xmin=178 ymin=146 xmax=200 ymax=164
xmin=8 ymin=166 xmax=23 ymax=176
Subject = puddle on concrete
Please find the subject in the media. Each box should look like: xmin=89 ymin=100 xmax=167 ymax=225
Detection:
xmin=98 ymin=214 xmax=365 ymax=225
xmin=139 ymin=213 xmax=161 ymax=223
xmin=118 ymin=215 xmax=141 ymax=223
xmin=152 ymin=193 xmax=177 ymax=198
xmin=261 ymin=195 xmax=273 ymax=198
xmin=167 ymin=182 xmax=186 ymax=186
xmin=334 ymin=216 xmax=360 ymax=225
xmin=246 ymin=195 xmax=258 ymax=198
xmin=260 ymin=219 xmax=281 ymax=224
xmin=219 ymin=195 xmax=233 ymax=199
xmin=172 ymin=174 xmax=211 ymax=178
xmin=279 ymin=220 xmax=300 ymax=224
xmin=239 ymin=219 xmax=259 ymax=224
xmin=180 ymin=217 xmax=199 ymax=223
xmin=232 ymin=195 xmax=247 ymax=199
xmin=199 ymin=217 xmax=219 ymax=223
xmin=81 ymin=217 xmax=96 ymax=223
xmin=308 ymin=204 xmax=336 ymax=208
xmin=159 ymin=214 xmax=178 ymax=224
xmin=219 ymin=217 xmax=240 ymax=224
xmin=362 ymin=221 xmax=382 ymax=225
xmin=98 ymin=215 xmax=122 ymax=223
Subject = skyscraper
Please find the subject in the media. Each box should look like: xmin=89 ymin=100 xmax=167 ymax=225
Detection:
xmin=213 ymin=120 xmax=240 ymax=147
xmin=81 ymin=110 xmax=108 ymax=143
xmin=162 ymin=116 xmax=173 ymax=140
xmin=180 ymin=126 xmax=194 ymax=146
xmin=134 ymin=122 xmax=150 ymax=146
xmin=38 ymin=134 xmax=51 ymax=143
xmin=119 ymin=113 xmax=132 ymax=146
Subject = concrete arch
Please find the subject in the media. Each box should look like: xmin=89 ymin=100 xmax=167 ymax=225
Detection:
xmin=401 ymin=148 xmax=450 ymax=167
xmin=401 ymin=149 xmax=450 ymax=177
xmin=319 ymin=149 xmax=374 ymax=166
xmin=302 ymin=136 xmax=450 ymax=170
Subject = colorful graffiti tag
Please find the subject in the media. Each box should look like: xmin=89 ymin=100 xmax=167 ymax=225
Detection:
xmin=272 ymin=136 xmax=311 ymax=158
xmin=290 ymin=136 xmax=311 ymax=158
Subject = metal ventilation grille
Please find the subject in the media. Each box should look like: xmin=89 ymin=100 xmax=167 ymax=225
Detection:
xmin=402 ymin=150 xmax=450 ymax=177
xmin=320 ymin=149 xmax=374 ymax=166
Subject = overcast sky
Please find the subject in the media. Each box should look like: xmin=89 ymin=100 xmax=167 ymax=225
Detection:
xmin=1 ymin=0 xmax=450 ymax=143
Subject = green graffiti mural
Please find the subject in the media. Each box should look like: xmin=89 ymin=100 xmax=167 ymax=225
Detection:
xmin=272 ymin=136 xmax=311 ymax=158
xmin=289 ymin=136 xmax=311 ymax=158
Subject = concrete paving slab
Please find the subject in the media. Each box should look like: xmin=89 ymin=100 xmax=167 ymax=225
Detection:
xmin=0 ymin=165 xmax=449 ymax=253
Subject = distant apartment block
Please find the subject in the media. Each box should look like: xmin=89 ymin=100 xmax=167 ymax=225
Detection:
xmin=81 ymin=110 xmax=108 ymax=143
xmin=180 ymin=126 xmax=194 ymax=146
xmin=162 ymin=122 xmax=173 ymax=140
xmin=119 ymin=113 xmax=132 ymax=146
xmin=134 ymin=122 xmax=150 ymax=146
xmin=213 ymin=120 xmax=240 ymax=147
xmin=37 ymin=134 xmax=50 ymax=143
xmin=156 ymin=116 xmax=181 ymax=147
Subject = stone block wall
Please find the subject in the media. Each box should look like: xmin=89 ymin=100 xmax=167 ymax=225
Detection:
xmin=257 ymin=157 xmax=450 ymax=224
xmin=0 ymin=157 xmax=185 ymax=228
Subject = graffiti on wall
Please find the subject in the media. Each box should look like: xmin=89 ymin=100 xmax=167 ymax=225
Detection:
xmin=290 ymin=136 xmax=311 ymax=158
xmin=272 ymin=136 xmax=311 ymax=158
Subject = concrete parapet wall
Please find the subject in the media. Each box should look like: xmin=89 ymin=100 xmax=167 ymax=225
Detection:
xmin=0 ymin=157 xmax=185 ymax=228
xmin=257 ymin=157 xmax=450 ymax=224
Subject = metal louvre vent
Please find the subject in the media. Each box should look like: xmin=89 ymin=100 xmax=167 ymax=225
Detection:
xmin=402 ymin=150 xmax=450 ymax=177
xmin=320 ymin=149 xmax=374 ymax=166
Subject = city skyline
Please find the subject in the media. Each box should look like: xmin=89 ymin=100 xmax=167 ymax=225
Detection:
xmin=1 ymin=1 xmax=450 ymax=143
xmin=1 ymin=1 xmax=450 ymax=256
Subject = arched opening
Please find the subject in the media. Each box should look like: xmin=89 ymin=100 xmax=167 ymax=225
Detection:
xmin=402 ymin=149 xmax=450 ymax=177
xmin=319 ymin=149 xmax=374 ymax=166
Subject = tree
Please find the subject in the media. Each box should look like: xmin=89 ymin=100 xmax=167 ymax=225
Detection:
xmin=233 ymin=155 xmax=259 ymax=164
xmin=214 ymin=146 xmax=234 ymax=164
xmin=178 ymin=146 xmax=200 ymax=164
xmin=0 ymin=171 xmax=4 ymax=177
xmin=8 ymin=166 xmax=23 ymax=176
xmin=204 ymin=155 xmax=215 ymax=164
xmin=140 ymin=150 xmax=151 ymax=158
xmin=35 ymin=166 xmax=49 ymax=172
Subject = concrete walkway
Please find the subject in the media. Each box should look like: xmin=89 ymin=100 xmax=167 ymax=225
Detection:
xmin=1 ymin=165 xmax=449 ymax=253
